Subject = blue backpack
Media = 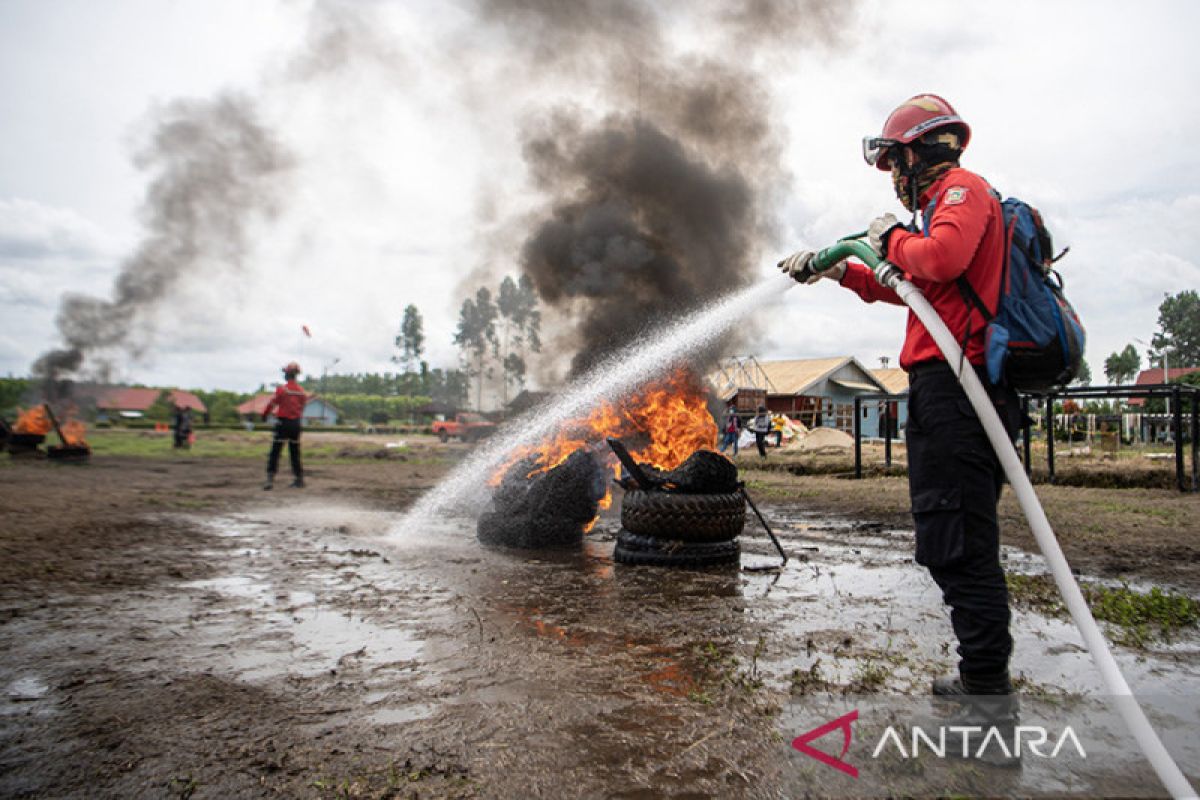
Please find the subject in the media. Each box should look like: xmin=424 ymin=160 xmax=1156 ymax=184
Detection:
xmin=927 ymin=189 xmax=1086 ymax=393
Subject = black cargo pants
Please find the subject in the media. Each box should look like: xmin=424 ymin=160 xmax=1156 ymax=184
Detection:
xmin=906 ymin=362 xmax=1021 ymax=678
xmin=267 ymin=417 xmax=303 ymax=478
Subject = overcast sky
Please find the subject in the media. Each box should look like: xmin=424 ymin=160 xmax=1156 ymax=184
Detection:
xmin=2 ymin=0 xmax=1197 ymax=395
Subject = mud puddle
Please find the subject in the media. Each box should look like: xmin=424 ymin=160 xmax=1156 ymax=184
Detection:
xmin=3 ymin=498 xmax=1196 ymax=797
xmin=187 ymin=502 xmax=1200 ymax=796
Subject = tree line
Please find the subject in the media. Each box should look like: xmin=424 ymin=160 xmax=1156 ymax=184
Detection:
xmin=1102 ymin=290 xmax=1199 ymax=385
xmin=453 ymin=274 xmax=541 ymax=411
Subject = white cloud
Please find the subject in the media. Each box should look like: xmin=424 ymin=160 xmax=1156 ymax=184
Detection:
xmin=0 ymin=198 xmax=116 ymax=260
xmin=1 ymin=0 xmax=1198 ymax=393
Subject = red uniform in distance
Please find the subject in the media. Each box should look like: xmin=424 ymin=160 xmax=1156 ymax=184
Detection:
xmin=263 ymin=380 xmax=308 ymax=420
xmin=837 ymin=167 xmax=1004 ymax=370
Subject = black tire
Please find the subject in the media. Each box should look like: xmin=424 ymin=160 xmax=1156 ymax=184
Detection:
xmin=477 ymin=511 xmax=583 ymax=549
xmin=438 ymin=430 xmax=449 ymax=444
xmin=615 ymin=530 xmax=739 ymax=557
xmin=620 ymin=490 xmax=744 ymax=543
xmin=613 ymin=532 xmax=739 ymax=568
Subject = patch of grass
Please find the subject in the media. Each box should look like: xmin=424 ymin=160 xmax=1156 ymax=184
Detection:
xmin=1087 ymin=583 xmax=1200 ymax=647
xmin=845 ymin=659 xmax=889 ymax=694
xmin=788 ymin=659 xmax=831 ymax=695
xmin=1007 ymin=573 xmax=1200 ymax=648
xmin=690 ymin=639 xmax=766 ymax=700
xmin=1092 ymin=500 xmax=1181 ymax=523
xmin=166 ymin=775 xmax=198 ymax=799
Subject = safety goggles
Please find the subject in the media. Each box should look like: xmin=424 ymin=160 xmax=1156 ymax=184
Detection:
xmin=862 ymin=136 xmax=899 ymax=168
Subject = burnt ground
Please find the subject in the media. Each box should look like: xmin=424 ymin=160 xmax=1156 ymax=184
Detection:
xmin=1 ymin=435 xmax=1199 ymax=798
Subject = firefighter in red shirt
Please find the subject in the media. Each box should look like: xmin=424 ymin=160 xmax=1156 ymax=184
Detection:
xmin=262 ymin=361 xmax=309 ymax=490
xmin=780 ymin=95 xmax=1023 ymax=760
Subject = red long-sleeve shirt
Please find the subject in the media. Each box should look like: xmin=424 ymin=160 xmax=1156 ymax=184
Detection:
xmin=263 ymin=380 xmax=308 ymax=420
xmin=838 ymin=167 xmax=1004 ymax=370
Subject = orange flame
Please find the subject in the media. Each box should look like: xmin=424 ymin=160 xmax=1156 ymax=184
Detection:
xmin=59 ymin=418 xmax=88 ymax=447
xmin=494 ymin=368 xmax=719 ymax=530
xmin=14 ymin=406 xmax=52 ymax=436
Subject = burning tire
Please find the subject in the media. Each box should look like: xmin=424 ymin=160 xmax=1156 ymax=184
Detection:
xmin=620 ymin=490 xmax=745 ymax=543
xmin=477 ymin=511 xmax=586 ymax=549
xmin=612 ymin=529 xmax=739 ymax=567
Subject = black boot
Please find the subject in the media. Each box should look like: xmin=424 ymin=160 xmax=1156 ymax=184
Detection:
xmin=290 ymin=475 xmax=305 ymax=488
xmin=263 ymin=473 xmax=274 ymax=491
xmin=922 ymin=670 xmax=1020 ymax=768
xmin=931 ymin=693 xmax=1021 ymax=768
xmin=932 ymin=669 xmax=1012 ymax=698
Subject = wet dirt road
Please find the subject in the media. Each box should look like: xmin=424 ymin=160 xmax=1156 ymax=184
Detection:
xmin=4 ymin=478 xmax=1198 ymax=798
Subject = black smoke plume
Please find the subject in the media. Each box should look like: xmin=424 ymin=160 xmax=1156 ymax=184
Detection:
xmin=32 ymin=93 xmax=292 ymax=388
xmin=478 ymin=0 xmax=854 ymax=376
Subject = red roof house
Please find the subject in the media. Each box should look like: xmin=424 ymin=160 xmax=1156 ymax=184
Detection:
xmin=1126 ymin=366 xmax=1200 ymax=407
xmin=97 ymin=387 xmax=207 ymax=415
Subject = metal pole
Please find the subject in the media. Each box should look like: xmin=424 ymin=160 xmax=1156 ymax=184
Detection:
xmin=1047 ymin=393 xmax=1056 ymax=484
xmin=1174 ymin=385 xmax=1184 ymax=492
xmin=1021 ymin=395 xmax=1032 ymax=475
xmin=884 ymin=400 xmax=893 ymax=468
xmin=1191 ymin=389 xmax=1198 ymax=492
xmin=853 ymin=395 xmax=862 ymax=479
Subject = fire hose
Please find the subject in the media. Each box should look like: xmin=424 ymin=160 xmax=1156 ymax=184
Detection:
xmin=806 ymin=236 xmax=1197 ymax=799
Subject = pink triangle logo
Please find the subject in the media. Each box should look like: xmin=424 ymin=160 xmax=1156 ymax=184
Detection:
xmin=791 ymin=709 xmax=859 ymax=778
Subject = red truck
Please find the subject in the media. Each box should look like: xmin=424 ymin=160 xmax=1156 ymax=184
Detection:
xmin=431 ymin=413 xmax=496 ymax=443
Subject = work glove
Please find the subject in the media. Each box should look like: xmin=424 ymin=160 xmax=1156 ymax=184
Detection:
xmin=868 ymin=213 xmax=903 ymax=258
xmin=777 ymin=250 xmax=846 ymax=284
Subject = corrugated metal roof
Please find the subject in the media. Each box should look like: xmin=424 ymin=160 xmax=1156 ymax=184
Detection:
xmin=708 ymin=357 xmax=851 ymax=397
xmin=870 ymin=368 xmax=910 ymax=395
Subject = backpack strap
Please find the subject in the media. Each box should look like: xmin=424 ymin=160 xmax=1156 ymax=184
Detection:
xmin=923 ymin=184 xmax=1005 ymax=378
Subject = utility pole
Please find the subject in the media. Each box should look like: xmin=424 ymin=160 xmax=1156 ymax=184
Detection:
xmin=321 ymin=358 xmax=340 ymax=424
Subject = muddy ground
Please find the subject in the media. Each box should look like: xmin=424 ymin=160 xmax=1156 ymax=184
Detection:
xmin=1 ymin=433 xmax=1198 ymax=798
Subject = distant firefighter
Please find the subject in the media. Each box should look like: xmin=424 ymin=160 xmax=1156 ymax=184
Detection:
xmin=172 ymin=405 xmax=192 ymax=449
xmin=262 ymin=361 xmax=308 ymax=490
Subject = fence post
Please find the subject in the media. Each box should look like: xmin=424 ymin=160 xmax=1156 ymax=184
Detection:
xmin=853 ymin=395 xmax=862 ymax=479
xmin=1021 ymin=394 xmax=1032 ymax=475
xmin=1046 ymin=393 xmax=1056 ymax=484
xmin=884 ymin=399 xmax=893 ymax=468
xmin=1174 ymin=385 xmax=1185 ymax=492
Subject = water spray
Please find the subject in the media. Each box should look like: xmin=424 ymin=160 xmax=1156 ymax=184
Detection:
xmin=809 ymin=237 xmax=1197 ymax=800
xmin=394 ymin=278 xmax=790 ymax=532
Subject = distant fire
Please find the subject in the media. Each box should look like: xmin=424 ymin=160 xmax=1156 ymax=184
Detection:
xmin=13 ymin=405 xmax=88 ymax=447
xmin=14 ymin=406 xmax=52 ymax=436
xmin=495 ymin=367 xmax=718 ymax=519
xmin=59 ymin=418 xmax=88 ymax=447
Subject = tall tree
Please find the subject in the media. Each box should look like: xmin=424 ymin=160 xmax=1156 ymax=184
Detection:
xmin=496 ymin=275 xmax=542 ymax=408
xmin=1104 ymin=344 xmax=1141 ymax=385
xmin=453 ymin=289 xmax=497 ymax=410
xmin=393 ymin=304 xmax=425 ymax=375
xmin=517 ymin=274 xmax=542 ymax=355
xmin=1150 ymin=289 xmax=1200 ymax=368
xmin=1071 ymin=357 xmax=1092 ymax=386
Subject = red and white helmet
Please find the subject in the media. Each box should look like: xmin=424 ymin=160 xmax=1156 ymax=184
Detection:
xmin=283 ymin=361 xmax=301 ymax=376
xmin=863 ymin=94 xmax=971 ymax=170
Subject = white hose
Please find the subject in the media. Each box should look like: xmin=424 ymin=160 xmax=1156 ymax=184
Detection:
xmin=884 ymin=268 xmax=1196 ymax=799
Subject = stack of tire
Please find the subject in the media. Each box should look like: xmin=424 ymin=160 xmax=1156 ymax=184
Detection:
xmin=612 ymin=450 xmax=744 ymax=568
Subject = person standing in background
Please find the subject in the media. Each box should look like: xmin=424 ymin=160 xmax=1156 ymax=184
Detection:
xmin=718 ymin=405 xmax=741 ymax=456
xmin=262 ymin=361 xmax=309 ymax=490
xmin=751 ymin=405 xmax=771 ymax=459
